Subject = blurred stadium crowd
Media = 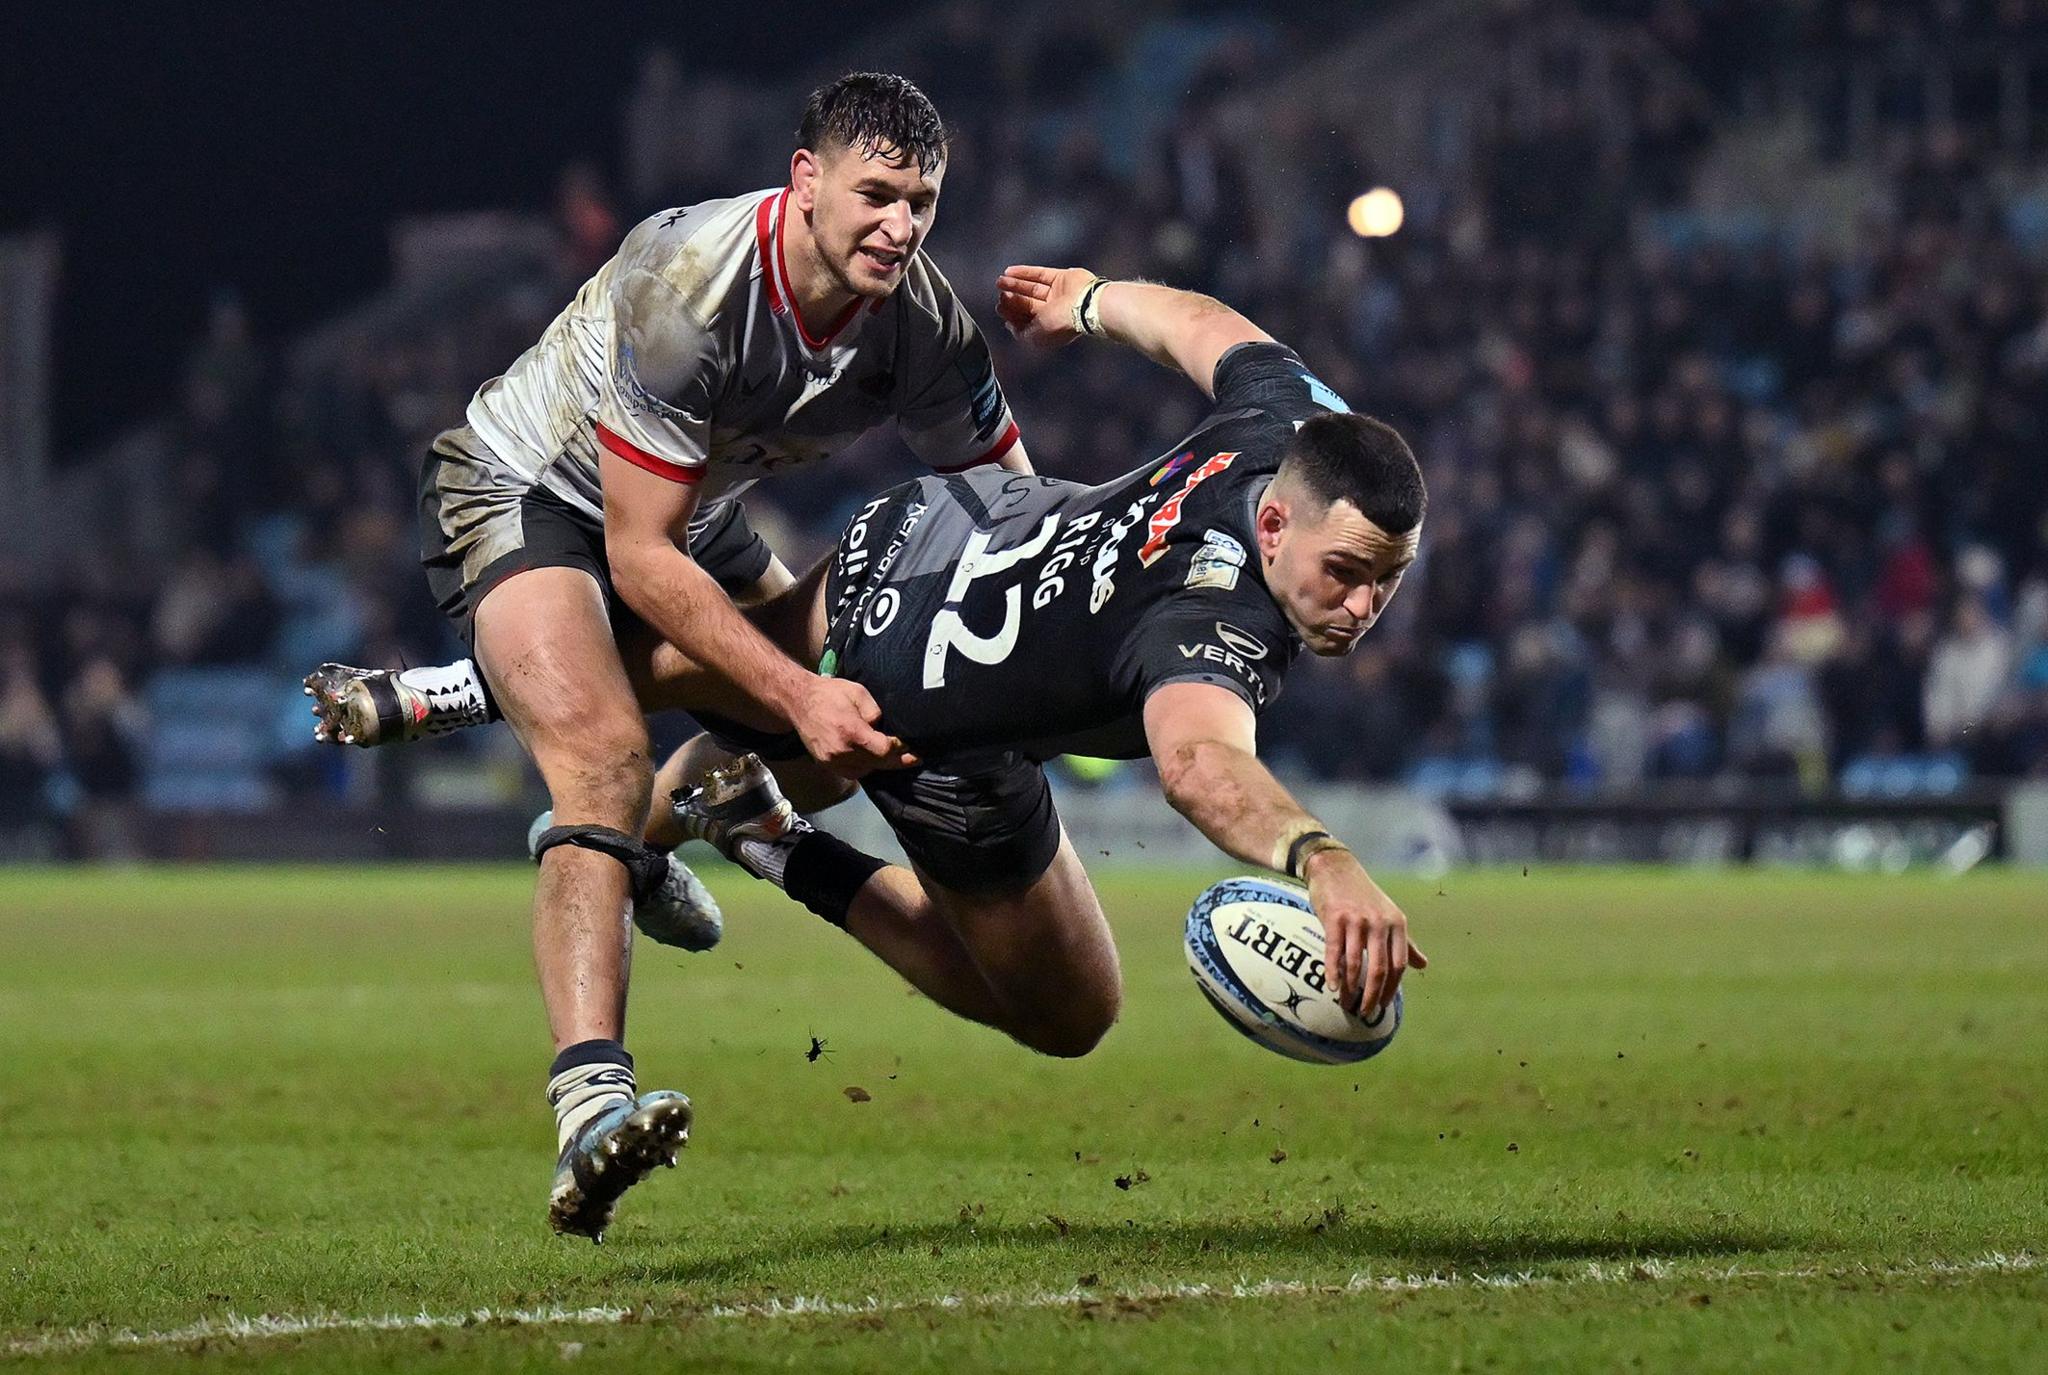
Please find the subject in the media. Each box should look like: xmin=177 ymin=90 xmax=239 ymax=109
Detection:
xmin=6 ymin=0 xmax=2048 ymax=850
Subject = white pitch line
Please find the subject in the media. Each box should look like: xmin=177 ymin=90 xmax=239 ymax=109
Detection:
xmin=5 ymin=1252 xmax=2037 ymax=1359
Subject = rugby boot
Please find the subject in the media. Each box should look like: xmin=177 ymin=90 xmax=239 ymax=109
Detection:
xmin=526 ymin=810 xmax=724 ymax=951
xmin=673 ymin=753 xmax=813 ymax=873
xmin=301 ymin=662 xmax=489 ymax=746
xmin=547 ymin=1090 xmax=694 ymax=1243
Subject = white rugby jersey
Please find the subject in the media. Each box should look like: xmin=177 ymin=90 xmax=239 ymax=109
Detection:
xmin=464 ymin=187 xmax=1020 ymax=520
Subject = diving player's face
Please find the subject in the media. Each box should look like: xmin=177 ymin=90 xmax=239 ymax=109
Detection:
xmin=795 ymin=141 xmax=944 ymax=300
xmin=1259 ymin=496 xmax=1420 ymax=656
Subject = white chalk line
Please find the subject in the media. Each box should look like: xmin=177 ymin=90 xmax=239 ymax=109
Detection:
xmin=4 ymin=1251 xmax=2037 ymax=1358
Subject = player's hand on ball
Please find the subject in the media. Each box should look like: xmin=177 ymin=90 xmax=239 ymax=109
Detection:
xmin=1303 ymin=849 xmax=1426 ymax=1018
xmin=794 ymin=676 xmax=918 ymax=778
xmin=997 ymin=265 xmax=1097 ymax=348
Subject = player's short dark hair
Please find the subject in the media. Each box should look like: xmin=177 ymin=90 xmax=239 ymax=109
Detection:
xmin=1277 ymin=413 xmax=1426 ymax=534
xmin=797 ymin=72 xmax=948 ymax=174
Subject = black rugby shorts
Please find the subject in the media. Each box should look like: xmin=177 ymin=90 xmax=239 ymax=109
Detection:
xmin=418 ymin=433 xmax=772 ymax=646
xmin=859 ymin=753 xmax=1063 ymax=896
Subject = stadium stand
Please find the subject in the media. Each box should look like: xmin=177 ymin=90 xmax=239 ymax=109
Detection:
xmin=5 ymin=0 xmax=2047 ymax=858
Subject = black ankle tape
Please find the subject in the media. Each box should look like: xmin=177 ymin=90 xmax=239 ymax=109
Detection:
xmin=363 ymin=673 xmax=407 ymax=733
xmin=782 ymin=831 xmax=887 ymax=929
xmin=533 ymin=824 xmax=667 ymax=906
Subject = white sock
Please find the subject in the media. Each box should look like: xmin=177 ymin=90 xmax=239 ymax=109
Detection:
xmin=546 ymin=1060 xmax=636 ymax=1155
xmin=395 ymin=658 xmax=490 ymax=729
xmin=734 ymin=830 xmax=804 ymax=887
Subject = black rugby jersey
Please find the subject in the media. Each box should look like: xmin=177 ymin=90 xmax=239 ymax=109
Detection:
xmin=822 ymin=342 xmax=1348 ymax=763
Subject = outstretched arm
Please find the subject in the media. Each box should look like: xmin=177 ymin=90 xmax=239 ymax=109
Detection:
xmin=996 ymin=266 xmax=1273 ymax=398
xmin=1143 ymin=681 xmax=1425 ymax=1016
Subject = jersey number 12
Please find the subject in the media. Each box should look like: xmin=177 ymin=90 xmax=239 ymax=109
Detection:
xmin=922 ymin=515 xmax=1062 ymax=689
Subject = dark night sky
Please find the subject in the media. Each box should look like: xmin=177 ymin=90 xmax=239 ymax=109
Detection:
xmin=1 ymin=3 xmax=929 ymax=456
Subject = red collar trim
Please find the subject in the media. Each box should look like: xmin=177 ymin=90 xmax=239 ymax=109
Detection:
xmin=764 ymin=187 xmax=863 ymax=352
xmin=753 ymin=191 xmax=785 ymax=316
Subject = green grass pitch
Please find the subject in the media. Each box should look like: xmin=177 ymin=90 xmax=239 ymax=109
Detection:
xmin=1 ymin=864 xmax=2043 ymax=1371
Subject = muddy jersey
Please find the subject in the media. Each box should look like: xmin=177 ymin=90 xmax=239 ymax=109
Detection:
xmin=823 ymin=342 xmax=1346 ymax=763
xmin=461 ymin=187 xmax=1019 ymax=522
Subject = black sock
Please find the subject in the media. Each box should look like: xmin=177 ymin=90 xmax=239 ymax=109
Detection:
xmin=782 ymin=831 xmax=888 ymax=929
xmin=548 ymin=1038 xmax=633 ymax=1080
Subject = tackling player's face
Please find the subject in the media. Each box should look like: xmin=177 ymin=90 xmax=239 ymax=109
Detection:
xmin=793 ymin=140 xmax=944 ymax=300
xmin=1258 ymin=493 xmax=1419 ymax=656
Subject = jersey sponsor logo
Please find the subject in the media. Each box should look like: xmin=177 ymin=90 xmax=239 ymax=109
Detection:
xmin=1214 ymin=622 xmax=1268 ymax=660
xmin=837 ymin=497 xmax=927 ymax=630
xmin=1175 ymin=623 xmax=1270 ymax=703
xmin=1088 ymin=496 xmax=1155 ymax=614
xmin=834 ymin=495 xmax=890 ymax=614
xmin=1176 ymin=626 xmax=1269 ymax=706
xmin=1139 ymin=452 xmax=1238 ymax=566
xmin=842 ymin=495 xmax=891 ymax=553
xmin=615 ymin=340 xmax=702 ymax=427
xmin=1185 ymin=529 xmax=1247 ymax=591
xmin=862 ymin=588 xmax=901 ymax=636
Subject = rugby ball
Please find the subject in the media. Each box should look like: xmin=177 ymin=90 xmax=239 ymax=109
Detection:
xmin=1184 ymin=876 xmax=1401 ymax=1064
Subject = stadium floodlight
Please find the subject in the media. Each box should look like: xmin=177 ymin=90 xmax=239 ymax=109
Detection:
xmin=1346 ymin=187 xmax=1404 ymax=238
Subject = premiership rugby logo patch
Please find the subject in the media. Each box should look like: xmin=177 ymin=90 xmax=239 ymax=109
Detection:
xmin=1185 ymin=529 xmax=1246 ymax=591
xmin=1139 ymin=452 xmax=1237 ymax=566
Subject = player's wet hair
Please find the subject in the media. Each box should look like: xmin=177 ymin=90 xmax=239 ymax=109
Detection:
xmin=1277 ymin=413 xmax=1426 ymax=534
xmin=797 ymin=72 xmax=948 ymax=174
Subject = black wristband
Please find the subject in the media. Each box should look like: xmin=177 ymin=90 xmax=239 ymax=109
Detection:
xmin=1285 ymin=830 xmax=1335 ymax=879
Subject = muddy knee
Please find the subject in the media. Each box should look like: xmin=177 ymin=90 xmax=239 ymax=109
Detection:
xmin=538 ymin=726 xmax=655 ymax=830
